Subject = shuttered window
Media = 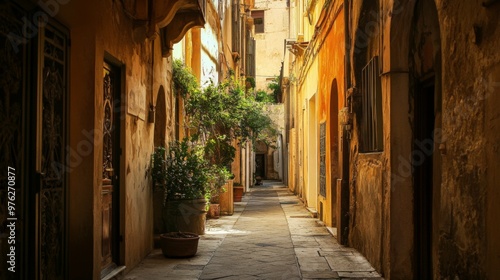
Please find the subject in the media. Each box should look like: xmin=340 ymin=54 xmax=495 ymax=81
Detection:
xmin=252 ymin=10 xmax=264 ymax=33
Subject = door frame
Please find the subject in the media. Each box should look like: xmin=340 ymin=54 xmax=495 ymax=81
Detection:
xmin=413 ymin=77 xmax=435 ymax=279
xmin=101 ymin=59 xmax=123 ymax=276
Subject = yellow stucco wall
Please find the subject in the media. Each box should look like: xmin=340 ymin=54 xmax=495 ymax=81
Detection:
xmin=287 ymin=1 xmax=344 ymax=227
xmin=316 ymin=7 xmax=345 ymax=227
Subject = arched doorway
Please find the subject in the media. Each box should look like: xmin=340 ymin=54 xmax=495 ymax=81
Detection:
xmin=409 ymin=0 xmax=442 ymax=278
xmin=330 ymin=79 xmax=339 ymax=227
xmin=254 ymin=141 xmax=268 ymax=181
xmin=154 ymin=86 xmax=167 ymax=147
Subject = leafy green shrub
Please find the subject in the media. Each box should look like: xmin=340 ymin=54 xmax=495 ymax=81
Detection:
xmin=186 ymin=79 xmax=278 ymax=168
xmin=163 ymin=139 xmax=211 ymax=201
xmin=151 ymin=146 xmax=167 ymax=189
xmin=172 ymin=59 xmax=198 ymax=98
xmin=255 ymin=89 xmax=275 ymax=103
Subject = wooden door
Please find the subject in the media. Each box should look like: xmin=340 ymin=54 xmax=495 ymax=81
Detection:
xmin=101 ymin=62 xmax=120 ymax=275
xmin=0 ymin=3 xmax=69 ymax=279
xmin=255 ymin=154 xmax=265 ymax=178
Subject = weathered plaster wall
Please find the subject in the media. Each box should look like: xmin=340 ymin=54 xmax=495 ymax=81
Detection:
xmin=297 ymin=58 xmax=320 ymax=209
xmin=59 ymin=1 xmax=99 ymax=278
xmin=348 ymin=0 xmax=500 ymax=278
xmin=350 ymin=157 xmax=383 ymax=270
xmin=59 ymin=0 xmax=175 ymax=278
xmin=382 ymin=0 xmax=414 ymax=277
xmin=317 ymin=4 xmax=344 ymax=227
xmin=263 ymin=104 xmax=285 ymax=180
xmin=201 ymin=1 xmax=220 ymax=86
xmin=254 ymin=0 xmax=289 ymax=90
xmin=347 ymin=0 xmax=387 ymax=275
xmin=286 ymin=0 xmax=304 ymax=199
xmin=434 ymin=0 xmax=500 ymax=278
xmin=485 ymin=63 xmax=500 ymax=277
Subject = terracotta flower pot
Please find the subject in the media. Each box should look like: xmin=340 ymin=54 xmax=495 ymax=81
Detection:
xmin=219 ymin=180 xmax=234 ymax=215
xmin=233 ymin=186 xmax=244 ymax=202
xmin=208 ymin=203 xmax=220 ymax=219
xmin=163 ymin=198 xmax=208 ymax=235
xmin=160 ymin=232 xmax=200 ymax=258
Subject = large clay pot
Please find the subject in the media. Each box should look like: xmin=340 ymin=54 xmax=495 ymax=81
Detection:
xmin=233 ymin=186 xmax=244 ymax=202
xmin=163 ymin=198 xmax=208 ymax=235
xmin=153 ymin=187 xmax=166 ymax=234
xmin=160 ymin=232 xmax=200 ymax=258
xmin=208 ymin=203 xmax=220 ymax=219
xmin=219 ymin=180 xmax=234 ymax=215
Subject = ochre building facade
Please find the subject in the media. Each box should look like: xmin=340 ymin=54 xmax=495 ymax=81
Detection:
xmin=284 ymin=0 xmax=500 ymax=278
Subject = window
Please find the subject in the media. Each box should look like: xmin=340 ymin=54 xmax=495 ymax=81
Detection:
xmin=319 ymin=122 xmax=326 ymax=197
xmin=232 ymin=0 xmax=240 ymax=52
xmin=252 ymin=10 xmax=264 ymax=33
xmin=361 ymin=56 xmax=383 ymax=152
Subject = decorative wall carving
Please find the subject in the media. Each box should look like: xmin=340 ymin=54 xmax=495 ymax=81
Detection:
xmin=103 ymin=68 xmax=114 ymax=180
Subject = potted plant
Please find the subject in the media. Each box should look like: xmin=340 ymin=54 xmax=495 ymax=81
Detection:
xmin=171 ymin=61 xmax=278 ymax=214
xmin=255 ymin=176 xmax=263 ymax=186
xmin=152 ymin=139 xmax=211 ymax=258
xmin=185 ymin=78 xmax=279 ymax=208
xmin=162 ymin=139 xmax=211 ymax=234
xmin=151 ymin=146 xmax=168 ymax=242
xmin=207 ymin=166 xmax=230 ymax=219
xmin=207 ymin=198 xmax=221 ymax=219
xmin=219 ymin=179 xmax=234 ymax=215
xmin=233 ymin=182 xmax=244 ymax=202
xmin=160 ymin=232 xmax=200 ymax=258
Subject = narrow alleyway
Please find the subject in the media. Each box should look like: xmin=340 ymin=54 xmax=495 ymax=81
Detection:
xmin=123 ymin=182 xmax=382 ymax=279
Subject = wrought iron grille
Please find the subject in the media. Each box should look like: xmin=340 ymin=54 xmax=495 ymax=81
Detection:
xmin=38 ymin=21 xmax=69 ymax=280
xmin=319 ymin=122 xmax=326 ymax=197
xmin=361 ymin=56 xmax=383 ymax=152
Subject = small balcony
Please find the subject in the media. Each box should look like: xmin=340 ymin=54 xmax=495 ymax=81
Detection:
xmin=123 ymin=0 xmax=206 ymax=56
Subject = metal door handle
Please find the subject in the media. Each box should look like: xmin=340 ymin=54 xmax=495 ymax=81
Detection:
xmin=105 ymin=168 xmax=114 ymax=176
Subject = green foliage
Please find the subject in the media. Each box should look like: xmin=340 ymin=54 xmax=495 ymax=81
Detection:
xmin=267 ymin=76 xmax=281 ymax=103
xmin=172 ymin=59 xmax=198 ymax=98
xmin=255 ymin=89 xmax=275 ymax=103
xmin=254 ymin=76 xmax=281 ymax=103
xmin=151 ymin=67 xmax=278 ymax=203
xmin=245 ymin=77 xmax=256 ymax=89
xmin=186 ymin=79 xmax=279 ymax=169
xmin=151 ymin=139 xmax=231 ymax=203
xmin=163 ymin=139 xmax=211 ymax=201
xmin=151 ymin=146 xmax=167 ymax=187
xmin=207 ymin=166 xmax=231 ymax=203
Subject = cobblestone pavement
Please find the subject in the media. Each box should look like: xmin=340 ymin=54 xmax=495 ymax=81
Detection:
xmin=123 ymin=182 xmax=383 ymax=280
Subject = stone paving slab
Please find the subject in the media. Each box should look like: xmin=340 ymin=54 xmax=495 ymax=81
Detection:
xmin=302 ymin=270 xmax=340 ymax=279
xmin=277 ymin=185 xmax=382 ymax=280
xmin=199 ymin=185 xmax=301 ymax=280
xmin=123 ymin=182 xmax=383 ymax=279
xmin=123 ymin=199 xmax=248 ymax=280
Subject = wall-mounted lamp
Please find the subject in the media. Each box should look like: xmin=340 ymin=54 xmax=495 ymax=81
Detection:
xmin=339 ymin=107 xmax=352 ymax=136
xmin=148 ymin=103 xmax=155 ymax=123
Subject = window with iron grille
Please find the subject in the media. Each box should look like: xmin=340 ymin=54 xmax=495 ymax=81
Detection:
xmin=252 ymin=10 xmax=264 ymax=33
xmin=232 ymin=0 xmax=240 ymax=52
xmin=319 ymin=122 xmax=326 ymax=197
xmin=361 ymin=56 xmax=383 ymax=152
